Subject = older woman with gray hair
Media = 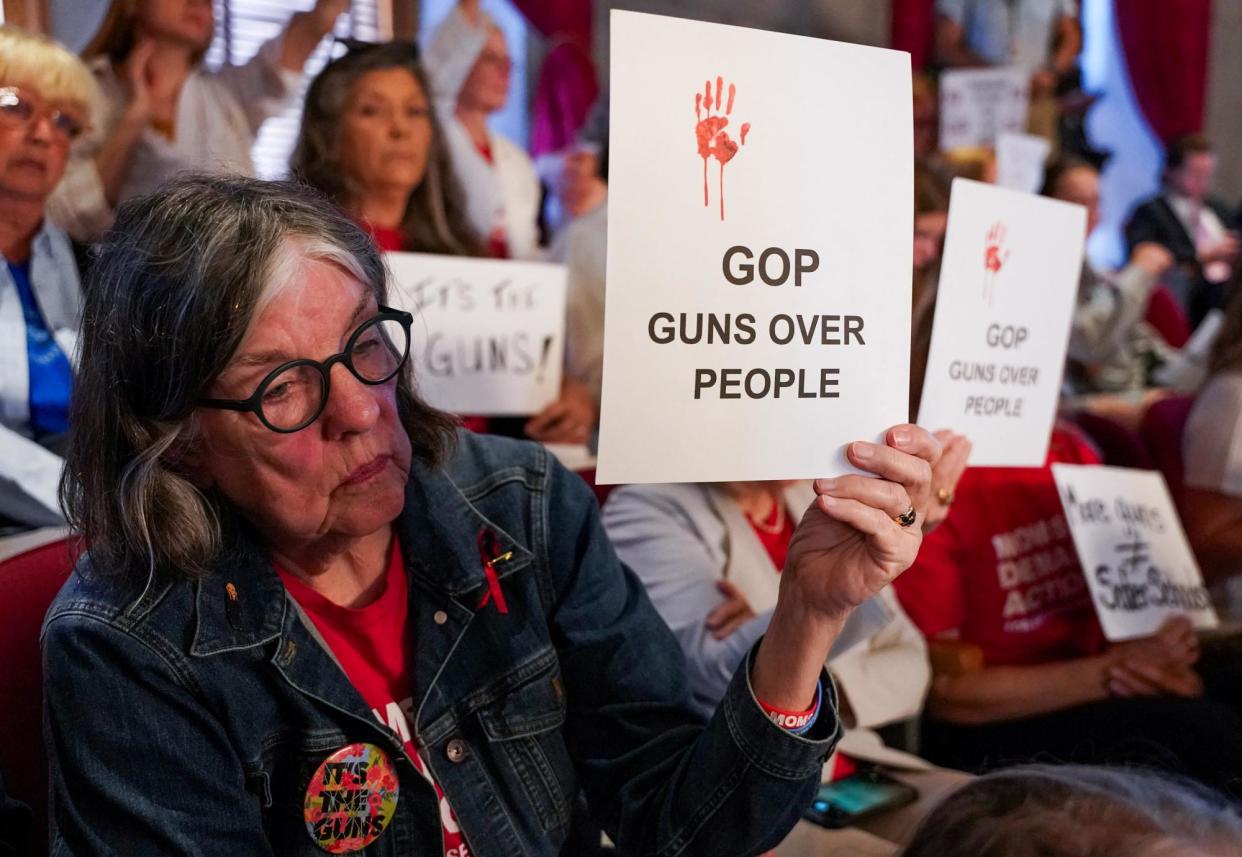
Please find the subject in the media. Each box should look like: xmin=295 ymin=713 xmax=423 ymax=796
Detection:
xmin=902 ymin=764 xmax=1242 ymax=856
xmin=44 ymin=174 xmax=941 ymax=855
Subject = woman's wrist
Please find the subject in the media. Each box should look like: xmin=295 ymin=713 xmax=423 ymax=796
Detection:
xmin=751 ymin=597 xmax=846 ymax=712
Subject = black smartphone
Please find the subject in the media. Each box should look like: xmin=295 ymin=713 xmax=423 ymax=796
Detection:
xmin=802 ymin=768 xmax=919 ymax=829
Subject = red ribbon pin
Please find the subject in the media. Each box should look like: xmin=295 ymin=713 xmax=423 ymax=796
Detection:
xmin=476 ymin=530 xmax=511 ymax=614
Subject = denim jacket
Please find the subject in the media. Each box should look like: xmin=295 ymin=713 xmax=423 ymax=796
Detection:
xmin=42 ymin=432 xmax=839 ymax=856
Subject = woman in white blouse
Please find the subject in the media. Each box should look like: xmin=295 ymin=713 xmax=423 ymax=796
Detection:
xmin=47 ymin=0 xmax=347 ymax=242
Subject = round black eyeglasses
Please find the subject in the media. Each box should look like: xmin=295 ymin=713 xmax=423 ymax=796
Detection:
xmin=197 ymin=307 xmax=413 ymax=433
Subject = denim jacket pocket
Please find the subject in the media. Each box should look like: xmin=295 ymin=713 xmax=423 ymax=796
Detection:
xmin=476 ymin=664 xmax=575 ymax=836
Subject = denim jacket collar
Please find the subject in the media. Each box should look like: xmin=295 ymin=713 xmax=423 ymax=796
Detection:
xmin=188 ymin=460 xmax=535 ymax=657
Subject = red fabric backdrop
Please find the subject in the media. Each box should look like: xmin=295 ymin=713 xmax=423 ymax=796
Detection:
xmin=1113 ymin=0 xmax=1212 ymax=143
xmin=891 ymin=0 xmax=936 ymax=71
xmin=511 ymin=0 xmax=599 ymax=156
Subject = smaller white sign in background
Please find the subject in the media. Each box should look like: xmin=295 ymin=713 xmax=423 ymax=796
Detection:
xmin=917 ymin=179 xmax=1085 ymax=467
xmin=996 ymin=132 xmax=1051 ymax=195
xmin=940 ymin=67 xmax=1030 ymax=151
xmin=386 ymin=252 xmax=567 ymax=416
xmin=1052 ymin=464 xmax=1218 ymax=641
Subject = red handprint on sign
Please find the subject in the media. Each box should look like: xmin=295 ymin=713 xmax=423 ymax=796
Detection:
xmin=695 ymin=76 xmax=751 ymax=221
xmin=983 ymin=221 xmax=1010 ymax=306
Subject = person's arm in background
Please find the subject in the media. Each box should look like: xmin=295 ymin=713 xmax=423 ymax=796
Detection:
xmin=1069 ymin=244 xmax=1172 ymax=365
xmin=0 ymin=425 xmax=65 ymax=528
xmin=278 ymin=0 xmax=348 ymax=72
xmin=1049 ymin=9 xmax=1082 ymax=77
xmin=933 ymin=0 xmax=989 ymax=67
xmin=1181 ymin=487 xmax=1242 ymax=582
xmin=601 ymin=485 xmax=773 ymax=710
xmin=216 ymin=0 xmax=346 ymax=135
xmin=928 ymin=619 xmax=1201 ymax=723
xmin=45 ymin=46 xmax=154 ymax=241
xmin=827 ymin=590 xmax=931 ymax=729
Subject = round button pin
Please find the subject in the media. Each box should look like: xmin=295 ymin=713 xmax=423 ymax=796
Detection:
xmin=433 ymin=610 xmax=448 ymax=625
xmin=446 ymin=738 xmax=468 ymax=763
xmin=304 ymin=742 xmax=399 ymax=853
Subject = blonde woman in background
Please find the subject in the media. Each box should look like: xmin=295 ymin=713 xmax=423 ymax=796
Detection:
xmin=0 ymin=26 xmax=94 ymax=530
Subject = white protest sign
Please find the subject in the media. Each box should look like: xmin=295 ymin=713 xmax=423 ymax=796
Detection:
xmin=385 ymin=252 xmax=567 ymax=415
xmin=917 ymin=179 xmax=1085 ymax=466
xmin=996 ymin=132 xmax=1051 ymax=194
xmin=597 ymin=11 xmax=912 ymax=484
xmin=940 ymin=67 xmax=1030 ymax=151
xmin=1052 ymin=464 xmax=1218 ymax=641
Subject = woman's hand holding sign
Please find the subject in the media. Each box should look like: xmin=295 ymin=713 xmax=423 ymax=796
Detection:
xmin=751 ymin=425 xmax=939 ymax=713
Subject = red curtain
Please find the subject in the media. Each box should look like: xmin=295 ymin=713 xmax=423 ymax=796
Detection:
xmin=1113 ymin=0 xmax=1212 ymax=144
xmin=510 ymin=0 xmax=599 ymax=157
xmin=891 ymin=0 xmax=936 ymax=71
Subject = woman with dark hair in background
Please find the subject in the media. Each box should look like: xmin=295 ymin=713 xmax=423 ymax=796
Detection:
xmin=47 ymin=0 xmax=345 ymax=242
xmin=291 ymin=41 xmax=484 ymax=258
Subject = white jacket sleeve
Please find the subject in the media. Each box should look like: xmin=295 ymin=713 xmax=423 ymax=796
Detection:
xmin=827 ymin=590 xmax=931 ymax=730
xmin=215 ymin=36 xmax=304 ymax=135
xmin=0 ymin=424 xmax=66 ymax=527
xmin=1068 ymin=262 xmax=1161 ymax=365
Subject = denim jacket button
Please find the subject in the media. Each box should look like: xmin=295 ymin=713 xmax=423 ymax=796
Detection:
xmin=446 ymin=738 xmax=468 ymax=763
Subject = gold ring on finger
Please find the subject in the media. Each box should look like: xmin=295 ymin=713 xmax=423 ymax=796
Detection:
xmin=893 ymin=505 xmax=917 ymax=528
xmin=937 ymin=488 xmax=954 ymax=506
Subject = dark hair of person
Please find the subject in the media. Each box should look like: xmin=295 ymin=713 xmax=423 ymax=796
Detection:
xmin=290 ymin=41 xmax=485 ymax=257
xmin=901 ymin=765 xmax=1242 ymax=857
xmin=60 ymin=175 xmax=459 ymax=582
xmin=914 ymin=161 xmax=950 ymax=215
xmin=1165 ymin=133 xmax=1214 ymax=174
xmin=1039 ymin=153 xmax=1096 ymax=198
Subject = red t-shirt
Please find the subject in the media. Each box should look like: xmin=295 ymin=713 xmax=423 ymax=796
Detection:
xmin=368 ymin=224 xmax=405 ymax=254
xmin=747 ymin=502 xmax=795 ymax=571
xmin=276 ymin=542 xmax=471 ymax=857
xmin=893 ymin=426 xmax=1108 ymax=666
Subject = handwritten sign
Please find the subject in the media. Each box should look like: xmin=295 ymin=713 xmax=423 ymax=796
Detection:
xmin=597 ymin=11 xmax=912 ymax=484
xmin=996 ymin=132 xmax=1051 ymax=195
xmin=940 ymin=67 xmax=1030 ymax=151
xmin=917 ymin=179 xmax=1085 ymax=466
xmin=385 ymin=252 xmax=567 ymax=415
xmin=1052 ymin=464 xmax=1218 ymax=641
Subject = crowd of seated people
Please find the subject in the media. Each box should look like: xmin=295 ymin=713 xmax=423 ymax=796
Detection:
xmin=1 ymin=0 xmax=1241 ymax=854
